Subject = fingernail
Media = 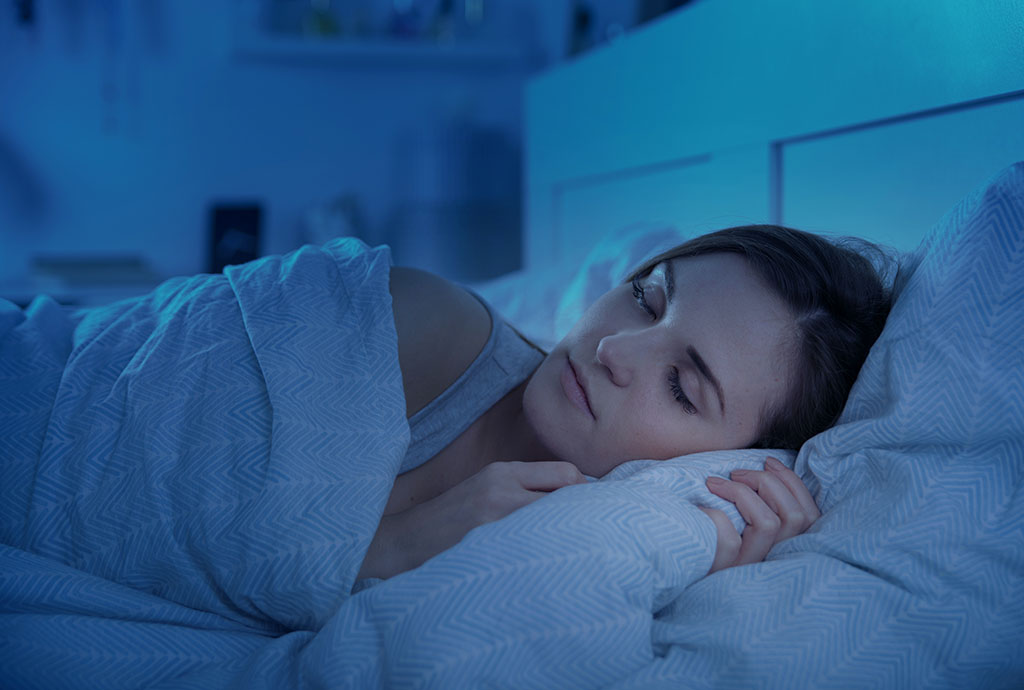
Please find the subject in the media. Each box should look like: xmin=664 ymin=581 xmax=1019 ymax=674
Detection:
xmin=706 ymin=476 xmax=725 ymax=487
xmin=765 ymin=457 xmax=785 ymax=471
xmin=730 ymin=469 xmax=749 ymax=476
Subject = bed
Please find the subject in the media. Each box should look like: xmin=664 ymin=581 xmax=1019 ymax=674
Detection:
xmin=2 ymin=2 xmax=1024 ymax=688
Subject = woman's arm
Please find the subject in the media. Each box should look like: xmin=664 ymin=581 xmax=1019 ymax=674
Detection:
xmin=358 ymin=460 xmax=588 ymax=580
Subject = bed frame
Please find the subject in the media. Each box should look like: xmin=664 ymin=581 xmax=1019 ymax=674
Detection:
xmin=524 ymin=0 xmax=1024 ymax=271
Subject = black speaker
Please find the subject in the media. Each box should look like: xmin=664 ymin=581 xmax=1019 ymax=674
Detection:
xmin=208 ymin=203 xmax=262 ymax=274
xmin=15 ymin=0 xmax=34 ymax=25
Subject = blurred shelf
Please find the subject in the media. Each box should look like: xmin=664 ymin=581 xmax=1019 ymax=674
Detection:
xmin=234 ymin=34 xmax=535 ymax=68
xmin=1 ymin=281 xmax=162 ymax=308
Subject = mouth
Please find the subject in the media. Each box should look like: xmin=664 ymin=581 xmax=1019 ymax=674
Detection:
xmin=562 ymin=356 xmax=596 ymax=419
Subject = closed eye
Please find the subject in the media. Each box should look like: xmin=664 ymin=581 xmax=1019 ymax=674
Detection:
xmin=632 ymin=276 xmax=657 ymax=320
xmin=669 ymin=367 xmax=698 ymax=415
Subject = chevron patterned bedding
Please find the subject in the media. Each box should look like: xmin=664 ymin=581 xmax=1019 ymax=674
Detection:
xmin=0 ymin=240 xmax=411 ymax=631
xmin=2 ymin=164 xmax=1023 ymax=688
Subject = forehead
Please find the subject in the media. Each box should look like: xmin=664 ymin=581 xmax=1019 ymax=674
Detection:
xmin=661 ymin=253 xmax=796 ymax=421
xmin=656 ymin=253 xmax=779 ymax=307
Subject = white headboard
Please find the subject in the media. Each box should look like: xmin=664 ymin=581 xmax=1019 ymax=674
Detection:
xmin=525 ymin=0 xmax=1024 ymax=272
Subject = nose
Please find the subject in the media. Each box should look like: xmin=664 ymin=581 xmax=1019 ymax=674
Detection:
xmin=595 ymin=332 xmax=638 ymax=387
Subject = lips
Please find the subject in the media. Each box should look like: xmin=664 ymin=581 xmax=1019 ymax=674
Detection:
xmin=562 ymin=356 xmax=595 ymax=419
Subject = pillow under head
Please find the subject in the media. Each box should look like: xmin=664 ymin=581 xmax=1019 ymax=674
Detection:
xmin=794 ymin=163 xmax=1024 ymax=622
xmin=805 ymin=161 xmax=1024 ymax=504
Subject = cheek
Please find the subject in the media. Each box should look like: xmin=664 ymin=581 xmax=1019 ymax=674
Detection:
xmin=522 ymin=357 xmax=553 ymax=417
xmin=606 ymin=395 xmax=690 ymax=457
xmin=522 ymin=356 xmax=577 ymax=442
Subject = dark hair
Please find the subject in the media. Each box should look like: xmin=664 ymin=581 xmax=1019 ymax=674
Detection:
xmin=628 ymin=225 xmax=894 ymax=450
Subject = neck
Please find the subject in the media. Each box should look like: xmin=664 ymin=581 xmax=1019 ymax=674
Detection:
xmin=481 ymin=376 xmax=557 ymax=462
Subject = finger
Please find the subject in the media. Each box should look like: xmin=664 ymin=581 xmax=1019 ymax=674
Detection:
xmin=764 ymin=456 xmax=821 ymax=520
xmin=729 ymin=469 xmax=809 ymax=542
xmin=509 ymin=461 xmax=587 ymax=491
xmin=518 ymin=490 xmax=556 ymax=508
xmin=697 ymin=506 xmax=741 ymax=574
xmin=706 ymin=477 xmax=780 ymax=566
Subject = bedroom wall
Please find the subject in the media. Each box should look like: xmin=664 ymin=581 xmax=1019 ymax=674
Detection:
xmin=0 ymin=0 xmax=687 ymax=304
xmin=0 ymin=0 xmax=546 ymax=302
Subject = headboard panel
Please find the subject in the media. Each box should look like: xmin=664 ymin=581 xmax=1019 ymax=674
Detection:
xmin=525 ymin=0 xmax=1024 ymax=270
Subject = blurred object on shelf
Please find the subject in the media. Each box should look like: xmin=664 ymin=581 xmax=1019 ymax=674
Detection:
xmin=388 ymin=0 xmax=486 ymax=42
xmin=303 ymin=193 xmax=366 ymax=246
xmin=254 ymin=0 xmax=504 ymax=45
xmin=264 ymin=0 xmax=308 ymax=35
xmin=460 ymin=0 xmax=484 ymax=38
xmin=388 ymin=0 xmax=423 ymax=38
xmin=304 ymin=0 xmax=341 ymax=36
xmin=428 ymin=0 xmax=455 ymax=42
xmin=349 ymin=2 xmax=373 ymax=37
xmin=236 ymin=0 xmax=537 ymax=68
xmin=15 ymin=0 xmax=35 ymax=25
xmin=426 ymin=0 xmax=488 ymax=43
xmin=568 ymin=0 xmax=593 ymax=56
xmin=264 ymin=0 xmax=342 ymax=37
xmin=635 ymin=0 xmax=695 ymax=26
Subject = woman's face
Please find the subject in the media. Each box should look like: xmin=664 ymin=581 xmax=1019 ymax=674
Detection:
xmin=523 ymin=253 xmax=797 ymax=477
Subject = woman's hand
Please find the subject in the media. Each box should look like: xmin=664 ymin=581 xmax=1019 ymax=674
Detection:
xmin=359 ymin=461 xmax=587 ymax=581
xmin=698 ymin=456 xmax=820 ymax=575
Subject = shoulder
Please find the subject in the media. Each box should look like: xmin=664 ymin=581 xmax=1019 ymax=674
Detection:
xmin=389 ymin=266 xmax=492 ymax=418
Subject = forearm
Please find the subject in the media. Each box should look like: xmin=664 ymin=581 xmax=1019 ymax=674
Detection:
xmin=357 ymin=513 xmax=411 ymax=581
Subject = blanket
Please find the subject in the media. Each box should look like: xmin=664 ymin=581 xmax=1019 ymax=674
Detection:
xmin=1 ymin=239 xmax=410 ymax=634
xmin=0 ymin=236 xmax=770 ymax=688
xmin=3 ymin=162 xmax=1023 ymax=688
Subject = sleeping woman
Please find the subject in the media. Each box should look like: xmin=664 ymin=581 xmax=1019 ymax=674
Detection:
xmin=360 ymin=225 xmax=892 ymax=581
xmin=0 ymin=223 xmax=892 ymax=630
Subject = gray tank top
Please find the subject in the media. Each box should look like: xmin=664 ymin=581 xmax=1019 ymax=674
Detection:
xmin=400 ymin=293 xmax=546 ymax=474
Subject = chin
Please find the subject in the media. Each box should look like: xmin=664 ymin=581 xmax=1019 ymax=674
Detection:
xmin=523 ymin=373 xmax=577 ymax=462
xmin=523 ymin=401 xmax=602 ymax=476
xmin=523 ymin=353 xmax=623 ymax=476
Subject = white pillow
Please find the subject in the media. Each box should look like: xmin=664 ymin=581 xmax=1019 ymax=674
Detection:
xmin=804 ymin=161 xmax=1024 ymax=509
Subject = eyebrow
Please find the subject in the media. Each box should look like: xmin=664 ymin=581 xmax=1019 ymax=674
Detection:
xmin=663 ymin=261 xmax=727 ymax=417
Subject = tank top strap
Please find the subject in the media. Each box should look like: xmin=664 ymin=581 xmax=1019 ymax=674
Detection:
xmin=401 ymin=291 xmax=545 ymax=474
